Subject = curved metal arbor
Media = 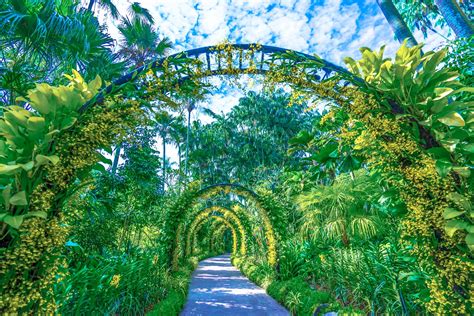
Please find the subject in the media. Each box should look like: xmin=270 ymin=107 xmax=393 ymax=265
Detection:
xmin=185 ymin=205 xmax=248 ymax=257
xmin=79 ymin=43 xmax=360 ymax=113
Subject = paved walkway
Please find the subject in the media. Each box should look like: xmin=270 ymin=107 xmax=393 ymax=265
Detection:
xmin=181 ymin=254 xmax=289 ymax=315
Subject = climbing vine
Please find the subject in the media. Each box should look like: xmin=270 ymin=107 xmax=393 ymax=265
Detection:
xmin=0 ymin=72 xmax=145 ymax=313
xmin=185 ymin=206 xmax=247 ymax=257
xmin=258 ymin=42 xmax=473 ymax=313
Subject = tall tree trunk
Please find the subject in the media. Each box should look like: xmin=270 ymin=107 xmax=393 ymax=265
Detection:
xmin=341 ymin=226 xmax=350 ymax=247
xmin=177 ymin=144 xmax=182 ymax=189
xmin=88 ymin=0 xmax=96 ymax=11
xmin=185 ymin=107 xmax=192 ymax=179
xmin=376 ymin=0 xmax=419 ymax=47
xmin=111 ymin=144 xmax=121 ymax=174
xmin=162 ymin=134 xmax=166 ymax=192
xmin=434 ymin=0 xmax=474 ymax=38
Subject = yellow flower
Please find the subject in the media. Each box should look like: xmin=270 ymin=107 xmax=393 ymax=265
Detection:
xmin=110 ymin=274 xmax=121 ymax=288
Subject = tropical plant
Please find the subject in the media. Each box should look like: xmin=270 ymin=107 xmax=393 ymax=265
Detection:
xmin=117 ymin=17 xmax=171 ymax=68
xmin=0 ymin=0 xmax=121 ymax=104
xmin=0 ymin=71 xmax=102 ymax=234
xmin=297 ymin=171 xmax=382 ymax=246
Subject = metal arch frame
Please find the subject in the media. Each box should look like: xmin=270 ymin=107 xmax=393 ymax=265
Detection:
xmin=79 ymin=43 xmax=361 ymax=113
xmin=191 ymin=183 xmax=279 ymax=265
xmin=187 ymin=207 xmax=247 ymax=256
xmin=186 ymin=205 xmax=253 ymax=245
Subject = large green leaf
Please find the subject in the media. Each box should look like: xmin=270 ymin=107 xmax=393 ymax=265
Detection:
xmin=26 ymin=211 xmax=47 ymax=219
xmin=21 ymin=161 xmax=35 ymax=172
xmin=0 ymin=164 xmax=22 ymax=175
xmin=466 ymin=233 xmax=474 ymax=252
xmin=4 ymin=107 xmax=32 ymax=127
xmin=447 ymin=192 xmax=471 ymax=211
xmin=2 ymin=185 xmax=11 ymax=209
xmin=27 ymin=116 xmax=46 ymax=140
xmin=60 ymin=117 xmax=77 ymax=130
xmin=437 ymin=112 xmax=465 ymax=127
xmin=444 ymin=219 xmax=468 ymax=238
xmin=443 ymin=208 xmax=465 ymax=220
xmin=10 ymin=191 xmax=27 ymax=206
xmin=35 ymin=154 xmax=60 ymax=166
xmin=463 ymin=143 xmax=474 ymax=154
xmin=452 ymin=166 xmax=470 ymax=178
xmin=0 ymin=214 xmax=25 ymax=229
xmin=433 ymin=87 xmax=454 ymax=100
xmin=28 ymin=83 xmax=55 ymax=115
xmin=43 ymin=130 xmax=60 ymax=143
xmin=88 ymin=75 xmax=102 ymax=92
xmin=435 ymin=159 xmax=452 ymax=178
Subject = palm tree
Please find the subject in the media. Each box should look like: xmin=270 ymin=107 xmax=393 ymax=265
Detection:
xmin=155 ymin=111 xmax=177 ymax=192
xmin=117 ymin=17 xmax=171 ymax=68
xmin=128 ymin=2 xmax=155 ymax=24
xmin=0 ymin=0 xmax=119 ymax=104
xmin=377 ymin=0 xmax=419 ymax=47
xmin=167 ymin=117 xmax=186 ymax=184
xmin=297 ymin=171 xmax=382 ymax=246
xmin=86 ymin=0 xmax=120 ymax=20
xmin=185 ymin=101 xmax=196 ymax=179
xmin=113 ymin=7 xmax=170 ymax=176
xmin=434 ymin=0 xmax=473 ymax=38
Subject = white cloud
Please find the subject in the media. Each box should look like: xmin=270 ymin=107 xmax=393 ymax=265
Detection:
xmin=98 ymin=0 xmax=448 ymax=165
xmin=103 ymin=0 xmax=448 ymax=64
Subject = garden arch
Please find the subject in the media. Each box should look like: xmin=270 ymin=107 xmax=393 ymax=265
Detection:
xmin=184 ymin=205 xmax=248 ymax=257
xmin=210 ymin=222 xmax=231 ymax=253
xmin=2 ymin=42 xmax=469 ymax=314
xmin=166 ymin=183 xmax=283 ymax=268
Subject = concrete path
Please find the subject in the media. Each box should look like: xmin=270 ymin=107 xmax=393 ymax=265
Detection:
xmin=181 ymin=254 xmax=289 ymax=315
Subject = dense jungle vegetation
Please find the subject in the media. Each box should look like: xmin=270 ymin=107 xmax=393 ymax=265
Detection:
xmin=0 ymin=0 xmax=473 ymax=315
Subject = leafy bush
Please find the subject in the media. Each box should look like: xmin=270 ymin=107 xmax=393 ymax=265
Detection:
xmin=267 ymin=277 xmax=331 ymax=315
xmin=147 ymin=253 xmax=215 ymax=315
xmin=234 ymin=256 xmax=332 ymax=315
xmin=56 ymin=253 xmax=167 ymax=315
xmin=278 ymin=238 xmax=313 ymax=281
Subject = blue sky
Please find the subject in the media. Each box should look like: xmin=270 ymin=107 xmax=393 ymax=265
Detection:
xmin=103 ymin=0 xmax=450 ymax=164
xmin=108 ymin=0 xmax=448 ymax=64
xmin=104 ymin=0 xmax=449 ymax=113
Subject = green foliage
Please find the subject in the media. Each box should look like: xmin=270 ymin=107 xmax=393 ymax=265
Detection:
xmin=278 ymin=239 xmax=310 ymax=280
xmin=0 ymin=71 xmax=101 ymax=233
xmin=394 ymin=0 xmax=446 ymax=37
xmin=297 ymin=171 xmax=383 ymax=246
xmin=1 ymin=5 xmax=472 ymax=312
xmin=344 ymin=41 xmax=474 ymax=252
xmin=0 ymin=0 xmax=122 ymax=104
xmin=185 ymin=90 xmax=316 ymax=185
xmin=344 ymin=41 xmax=473 ymax=145
xmin=56 ymin=253 xmax=167 ymax=315
xmin=444 ymin=36 xmax=474 ymax=88
xmin=267 ymin=277 xmax=331 ymax=315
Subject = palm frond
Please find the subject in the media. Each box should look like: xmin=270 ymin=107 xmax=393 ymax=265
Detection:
xmin=129 ymin=2 xmax=154 ymax=24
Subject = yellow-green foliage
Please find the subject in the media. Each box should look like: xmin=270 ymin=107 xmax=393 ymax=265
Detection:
xmin=0 ymin=71 xmax=145 ymax=313
xmin=184 ymin=206 xmax=248 ymax=258
xmin=260 ymin=41 xmax=473 ymax=314
xmin=212 ymin=216 xmax=238 ymax=254
xmin=191 ymin=184 xmax=280 ymax=266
